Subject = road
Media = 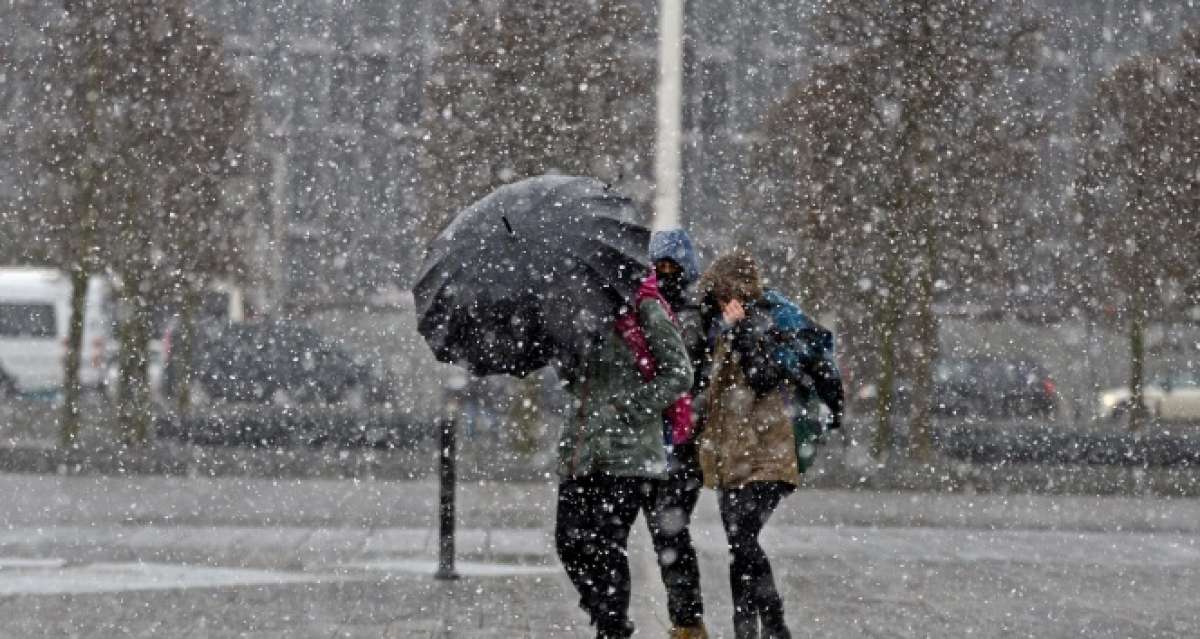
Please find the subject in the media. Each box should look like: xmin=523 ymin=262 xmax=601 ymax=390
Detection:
xmin=1 ymin=473 xmax=1199 ymax=638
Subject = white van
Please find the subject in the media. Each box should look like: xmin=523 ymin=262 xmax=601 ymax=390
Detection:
xmin=0 ymin=267 xmax=112 ymax=396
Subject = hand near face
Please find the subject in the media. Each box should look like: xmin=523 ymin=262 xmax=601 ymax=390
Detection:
xmin=721 ymin=299 xmax=745 ymax=325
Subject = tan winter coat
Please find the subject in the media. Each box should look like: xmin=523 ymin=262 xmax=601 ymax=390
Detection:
xmin=698 ymin=334 xmax=800 ymax=490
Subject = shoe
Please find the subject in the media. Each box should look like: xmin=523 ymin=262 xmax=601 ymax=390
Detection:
xmin=668 ymin=622 xmax=710 ymax=639
xmin=596 ymin=618 xmax=635 ymax=639
xmin=732 ymin=611 xmax=758 ymax=639
xmin=760 ymin=613 xmax=791 ymax=639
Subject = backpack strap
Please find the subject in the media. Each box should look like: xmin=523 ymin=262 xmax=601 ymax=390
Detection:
xmin=613 ymin=271 xmax=695 ymax=445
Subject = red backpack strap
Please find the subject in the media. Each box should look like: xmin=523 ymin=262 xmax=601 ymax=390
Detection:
xmin=614 ymin=271 xmax=675 ymax=381
xmin=614 ymin=311 xmax=656 ymax=381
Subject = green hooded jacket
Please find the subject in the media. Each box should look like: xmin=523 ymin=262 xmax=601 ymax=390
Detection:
xmin=558 ymin=298 xmax=693 ymax=479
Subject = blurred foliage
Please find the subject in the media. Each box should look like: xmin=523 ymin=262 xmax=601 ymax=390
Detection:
xmin=1076 ymin=28 xmax=1200 ymax=430
xmin=417 ymin=0 xmax=656 ymax=249
xmin=747 ymin=1 xmax=1050 ymax=459
xmin=21 ymin=0 xmax=254 ymax=444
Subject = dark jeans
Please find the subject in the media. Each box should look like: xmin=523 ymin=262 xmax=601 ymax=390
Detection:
xmin=719 ymin=481 xmax=796 ymax=639
xmin=641 ymin=442 xmax=704 ymax=627
xmin=556 ymin=473 xmax=655 ymax=638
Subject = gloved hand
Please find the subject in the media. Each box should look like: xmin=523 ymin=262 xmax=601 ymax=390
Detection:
xmin=827 ymin=411 xmax=843 ymax=431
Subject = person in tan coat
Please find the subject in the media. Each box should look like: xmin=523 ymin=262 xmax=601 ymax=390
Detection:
xmin=696 ymin=251 xmax=800 ymax=639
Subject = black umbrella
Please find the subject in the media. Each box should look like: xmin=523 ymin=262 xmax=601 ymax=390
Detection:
xmin=413 ymin=175 xmax=650 ymax=377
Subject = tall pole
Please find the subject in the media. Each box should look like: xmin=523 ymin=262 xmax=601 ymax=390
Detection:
xmin=435 ymin=373 xmax=466 ymax=581
xmin=270 ymin=151 xmax=288 ymax=312
xmin=654 ymin=0 xmax=685 ymax=231
xmin=434 ymin=417 xmax=459 ymax=580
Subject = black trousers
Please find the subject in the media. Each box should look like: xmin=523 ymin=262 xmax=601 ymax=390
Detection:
xmin=641 ymin=442 xmax=704 ymax=627
xmin=718 ymin=481 xmax=796 ymax=639
xmin=556 ymin=473 xmax=655 ymax=638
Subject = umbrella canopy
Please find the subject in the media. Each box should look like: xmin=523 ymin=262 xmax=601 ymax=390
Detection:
xmin=413 ymin=175 xmax=650 ymax=377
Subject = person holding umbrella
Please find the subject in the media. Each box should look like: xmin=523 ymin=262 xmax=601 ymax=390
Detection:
xmin=412 ymin=175 xmax=693 ymax=638
xmin=555 ymin=268 xmax=694 ymax=639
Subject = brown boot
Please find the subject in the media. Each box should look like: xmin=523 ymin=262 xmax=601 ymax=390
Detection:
xmin=668 ymin=622 xmax=710 ymax=639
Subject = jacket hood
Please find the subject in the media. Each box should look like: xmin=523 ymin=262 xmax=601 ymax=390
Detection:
xmin=699 ymin=250 xmax=763 ymax=304
xmin=649 ymin=229 xmax=700 ymax=284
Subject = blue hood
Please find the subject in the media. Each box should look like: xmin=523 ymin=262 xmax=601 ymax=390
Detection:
xmin=649 ymin=229 xmax=700 ymax=284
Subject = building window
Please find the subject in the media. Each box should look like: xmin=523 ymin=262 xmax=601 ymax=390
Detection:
xmin=771 ymin=61 xmax=796 ymax=100
xmin=0 ymin=61 xmax=17 ymax=117
xmin=208 ymin=0 xmax=257 ymax=35
xmin=370 ymin=142 xmax=416 ymax=214
xmin=331 ymin=141 xmax=362 ymax=215
xmin=284 ymin=234 xmax=323 ymax=300
xmin=290 ymin=141 xmax=323 ymax=223
xmin=393 ymin=55 xmax=423 ymax=125
xmin=361 ymin=0 xmax=394 ymax=39
xmin=291 ymin=54 xmax=327 ymax=131
xmin=679 ymin=41 xmax=694 ymax=132
xmin=361 ymin=55 xmax=390 ymax=129
xmin=330 ymin=54 xmax=362 ymax=125
xmin=699 ymin=60 xmax=728 ymax=134
xmin=263 ymin=80 xmax=290 ymax=131
xmin=287 ymin=0 xmax=329 ymax=39
xmin=330 ymin=0 xmax=358 ymax=43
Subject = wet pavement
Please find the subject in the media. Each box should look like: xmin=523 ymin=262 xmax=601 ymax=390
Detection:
xmin=2 ymin=473 xmax=1200 ymax=638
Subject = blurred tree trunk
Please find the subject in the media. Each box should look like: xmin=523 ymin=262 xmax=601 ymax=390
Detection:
xmin=909 ymin=220 xmax=939 ymax=462
xmin=116 ymin=283 xmax=153 ymax=445
xmin=60 ymin=266 xmax=90 ymax=447
xmin=49 ymin=23 xmax=105 ymax=450
xmin=172 ymin=281 xmax=200 ymax=420
xmin=873 ymin=251 xmax=902 ymax=459
xmin=1128 ymin=285 xmax=1147 ymax=431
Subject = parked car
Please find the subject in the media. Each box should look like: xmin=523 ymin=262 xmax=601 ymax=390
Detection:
xmin=854 ymin=355 xmax=1058 ymax=418
xmin=934 ymin=356 xmax=1057 ymax=418
xmin=1098 ymin=371 xmax=1200 ymax=422
xmin=163 ymin=320 xmax=397 ymax=409
xmin=0 ymin=268 xmax=112 ymax=395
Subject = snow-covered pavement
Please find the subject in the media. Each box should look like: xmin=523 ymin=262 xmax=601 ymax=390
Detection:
xmin=1 ymin=473 xmax=1199 ymax=637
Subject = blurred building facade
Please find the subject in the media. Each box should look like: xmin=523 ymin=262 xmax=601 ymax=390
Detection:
xmin=678 ymin=0 xmax=1200 ymax=314
xmin=2 ymin=0 xmax=1198 ymax=313
xmin=189 ymin=0 xmax=448 ymax=311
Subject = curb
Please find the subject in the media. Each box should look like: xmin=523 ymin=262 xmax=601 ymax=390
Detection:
xmin=0 ymin=440 xmax=553 ymax=482
xmin=4 ymin=439 xmax=1200 ymax=497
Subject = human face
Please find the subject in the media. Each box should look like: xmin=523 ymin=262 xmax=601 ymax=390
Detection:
xmin=654 ymin=259 xmax=681 ymax=278
xmin=654 ymin=259 xmax=686 ymax=306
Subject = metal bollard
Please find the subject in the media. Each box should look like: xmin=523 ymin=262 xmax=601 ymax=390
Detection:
xmin=434 ymin=417 xmax=460 ymax=580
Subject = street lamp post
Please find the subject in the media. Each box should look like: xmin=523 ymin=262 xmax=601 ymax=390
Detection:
xmin=654 ymin=0 xmax=685 ymax=231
